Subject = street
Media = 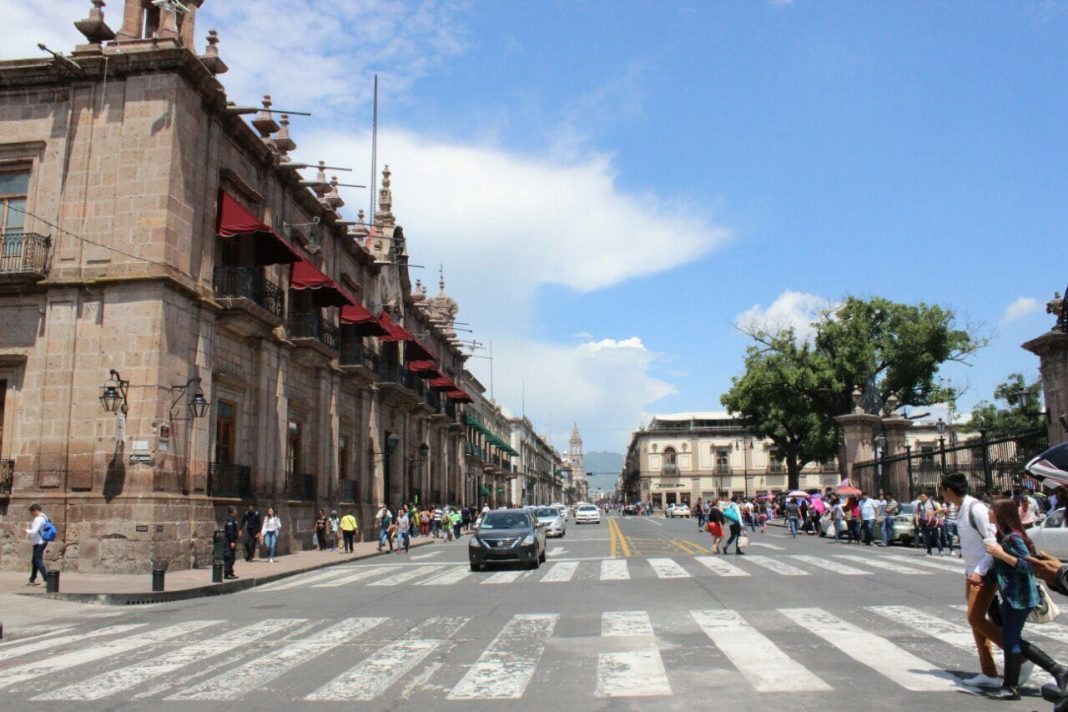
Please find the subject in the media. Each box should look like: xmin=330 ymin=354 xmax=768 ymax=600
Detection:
xmin=0 ymin=512 xmax=1057 ymax=711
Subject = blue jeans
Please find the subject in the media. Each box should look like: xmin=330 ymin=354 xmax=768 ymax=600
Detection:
xmin=263 ymin=531 xmax=278 ymax=559
xmin=883 ymin=516 xmax=895 ymax=545
xmin=1000 ymin=603 xmax=1031 ymax=654
xmin=30 ymin=543 xmax=48 ymax=582
xmin=787 ymin=516 xmax=799 ymax=537
xmin=379 ymin=527 xmax=392 ymax=550
xmin=861 ymin=519 xmax=875 ymax=544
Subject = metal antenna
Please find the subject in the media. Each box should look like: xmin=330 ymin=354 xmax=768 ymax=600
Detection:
xmin=370 ymin=74 xmax=378 ymax=226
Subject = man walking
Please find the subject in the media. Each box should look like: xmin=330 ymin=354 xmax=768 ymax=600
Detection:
xmin=881 ymin=492 xmax=898 ymax=546
xmin=339 ymin=510 xmax=358 ymax=553
xmin=223 ymin=505 xmax=240 ymax=580
xmin=25 ymin=503 xmax=50 ymax=586
xmin=432 ymin=505 xmax=443 ymax=538
xmin=240 ymin=504 xmax=261 ymax=562
xmin=859 ymin=492 xmax=876 ymax=545
xmin=376 ymin=503 xmax=393 ymax=552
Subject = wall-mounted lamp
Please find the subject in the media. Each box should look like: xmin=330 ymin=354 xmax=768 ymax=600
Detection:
xmin=171 ymin=377 xmax=209 ymax=420
xmin=419 ymin=442 xmax=430 ymax=462
xmin=99 ymin=369 xmax=129 ymax=414
xmin=387 ymin=433 xmax=401 ymax=452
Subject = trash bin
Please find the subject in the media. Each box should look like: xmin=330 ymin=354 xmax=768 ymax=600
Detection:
xmin=152 ymin=568 xmax=166 ymax=592
xmin=45 ymin=570 xmax=60 ymax=594
xmin=212 ymin=528 xmax=225 ymax=583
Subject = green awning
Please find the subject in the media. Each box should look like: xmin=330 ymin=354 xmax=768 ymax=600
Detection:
xmin=478 ymin=485 xmax=492 ymax=496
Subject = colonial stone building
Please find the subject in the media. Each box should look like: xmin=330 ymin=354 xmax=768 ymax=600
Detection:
xmin=509 ymin=417 xmax=563 ymax=505
xmin=0 ymin=0 xmax=473 ymax=573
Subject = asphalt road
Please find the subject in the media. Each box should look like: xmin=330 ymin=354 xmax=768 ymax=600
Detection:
xmin=0 ymin=512 xmax=1062 ymax=711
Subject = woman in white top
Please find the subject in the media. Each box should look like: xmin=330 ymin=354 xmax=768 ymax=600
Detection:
xmin=260 ymin=507 xmax=282 ymax=563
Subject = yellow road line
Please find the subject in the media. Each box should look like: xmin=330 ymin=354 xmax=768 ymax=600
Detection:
xmin=609 ymin=518 xmax=631 ymax=558
xmin=679 ymin=539 xmax=708 ymax=555
xmin=669 ymin=539 xmax=692 ymax=554
xmin=609 ymin=517 xmax=618 ymax=558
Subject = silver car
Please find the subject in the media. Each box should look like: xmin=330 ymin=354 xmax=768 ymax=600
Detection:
xmin=533 ymin=506 xmax=566 ymax=538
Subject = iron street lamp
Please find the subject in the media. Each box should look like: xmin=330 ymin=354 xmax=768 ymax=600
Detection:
xmin=936 ymin=417 xmax=948 ymax=476
xmin=171 ymin=377 xmax=208 ymax=420
xmin=99 ymin=369 xmax=129 ymax=414
xmin=419 ymin=442 xmax=430 ymax=462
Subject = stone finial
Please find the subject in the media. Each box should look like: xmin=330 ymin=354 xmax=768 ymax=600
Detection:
xmin=851 ymin=387 xmax=864 ymax=414
xmin=251 ymin=95 xmax=279 ymax=138
xmin=375 ymin=164 xmax=395 ymax=227
xmin=884 ymin=393 xmax=900 ymax=417
xmin=325 ymin=176 xmax=344 ymax=209
xmin=272 ymin=113 xmax=296 ymax=153
xmin=198 ymin=29 xmax=228 ymax=74
xmin=439 ymin=264 xmax=446 ymax=292
xmin=75 ymin=0 xmax=117 ymax=44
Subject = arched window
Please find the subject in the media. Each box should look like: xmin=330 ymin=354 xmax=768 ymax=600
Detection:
xmin=663 ymin=447 xmax=677 ymax=466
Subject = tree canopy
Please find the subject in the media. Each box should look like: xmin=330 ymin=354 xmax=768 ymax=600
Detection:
xmin=968 ymin=373 xmax=1044 ymax=434
xmin=722 ymin=296 xmax=983 ymax=489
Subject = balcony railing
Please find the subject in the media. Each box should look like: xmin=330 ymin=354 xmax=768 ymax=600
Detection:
xmin=662 ymin=463 xmax=679 ymax=475
xmin=207 ymin=463 xmax=251 ymax=499
xmin=715 ymin=464 xmax=731 ymax=475
xmin=466 ymin=441 xmax=486 ymax=461
xmin=338 ymin=479 xmax=357 ymax=502
xmin=213 ymin=266 xmax=284 ymax=318
xmin=0 ymin=459 xmax=13 ymax=497
xmin=288 ymin=313 xmax=338 ymax=350
xmin=0 ymin=232 xmax=49 ymax=278
xmin=339 ymin=339 xmax=366 ymax=367
xmin=285 ymin=472 xmax=317 ymax=501
xmin=768 ymin=463 xmax=785 ymax=474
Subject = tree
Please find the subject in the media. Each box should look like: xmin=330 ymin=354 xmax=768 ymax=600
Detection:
xmin=723 ymin=296 xmax=983 ymax=490
xmin=968 ymin=374 xmax=1044 ymax=434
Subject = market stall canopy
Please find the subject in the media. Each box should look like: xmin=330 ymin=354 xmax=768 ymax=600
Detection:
xmin=216 ymin=191 xmax=302 ymax=265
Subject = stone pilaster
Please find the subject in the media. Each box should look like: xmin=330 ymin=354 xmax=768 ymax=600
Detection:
xmin=1023 ymin=329 xmax=1068 ymax=446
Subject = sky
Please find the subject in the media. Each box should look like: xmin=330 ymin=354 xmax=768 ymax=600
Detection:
xmin=5 ymin=0 xmax=1066 ymax=456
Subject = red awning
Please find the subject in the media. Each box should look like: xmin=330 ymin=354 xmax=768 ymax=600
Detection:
xmin=429 ymin=374 xmax=457 ymax=391
xmin=290 ymin=261 xmax=354 ymax=307
xmin=340 ymin=303 xmax=389 ymax=336
xmin=216 ymin=191 xmax=302 ymax=265
xmin=407 ymin=360 xmax=438 ymax=376
xmin=446 ymin=389 xmax=473 ymax=403
xmin=376 ymin=312 xmax=434 ymax=359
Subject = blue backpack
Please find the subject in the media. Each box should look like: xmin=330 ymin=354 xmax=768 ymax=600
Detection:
xmin=40 ymin=517 xmax=57 ymax=542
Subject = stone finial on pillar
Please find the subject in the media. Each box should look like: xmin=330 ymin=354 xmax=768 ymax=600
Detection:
xmin=851 ymin=386 xmax=865 ymax=414
xmin=1024 ymin=288 xmax=1068 ymax=446
xmin=198 ymin=29 xmax=228 ymax=74
xmin=272 ymin=114 xmax=296 ymax=153
xmin=375 ymin=165 xmax=395 ymax=227
xmin=835 ymin=386 xmax=881 ymax=485
xmin=324 ymin=177 xmax=344 ymax=209
xmin=75 ymin=0 xmax=117 ymax=45
xmin=251 ymin=95 xmax=280 ymax=138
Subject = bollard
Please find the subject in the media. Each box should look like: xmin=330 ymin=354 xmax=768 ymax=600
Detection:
xmin=152 ymin=568 xmax=165 ymax=592
xmin=45 ymin=570 xmax=59 ymax=594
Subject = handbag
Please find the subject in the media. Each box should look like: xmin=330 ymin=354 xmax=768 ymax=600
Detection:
xmin=738 ymin=534 xmax=750 ymax=550
xmin=1028 ymin=582 xmax=1060 ymax=624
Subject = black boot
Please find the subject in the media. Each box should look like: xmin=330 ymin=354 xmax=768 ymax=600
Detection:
xmin=1022 ymin=640 xmax=1068 ymax=690
xmin=986 ymin=652 xmax=1022 ymax=701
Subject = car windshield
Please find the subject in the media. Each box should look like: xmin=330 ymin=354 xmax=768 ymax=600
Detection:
xmin=578 ymin=506 xmax=597 ymax=512
xmin=534 ymin=508 xmax=557 ymax=517
xmin=479 ymin=512 xmax=530 ymax=530
xmin=898 ymin=504 xmax=915 ymax=515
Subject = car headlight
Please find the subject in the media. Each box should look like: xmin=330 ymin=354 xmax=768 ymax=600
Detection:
xmin=469 ymin=537 xmax=482 ymax=548
xmin=521 ymin=533 xmax=535 ymax=546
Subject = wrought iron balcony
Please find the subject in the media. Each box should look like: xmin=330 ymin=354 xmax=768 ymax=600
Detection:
xmin=0 ymin=459 xmax=13 ymax=497
xmin=466 ymin=441 xmax=486 ymax=461
xmin=768 ymin=463 xmax=785 ymax=474
xmin=339 ymin=339 xmax=366 ymax=367
xmin=0 ymin=232 xmax=49 ymax=280
xmin=207 ymin=463 xmax=251 ymax=499
xmin=288 ymin=313 xmax=338 ymax=350
xmin=338 ymin=479 xmax=357 ymax=502
xmin=715 ymin=464 xmax=732 ymax=475
xmin=285 ymin=472 xmax=317 ymax=501
xmin=662 ymin=463 xmax=679 ymax=476
xmin=213 ymin=266 xmax=284 ymax=318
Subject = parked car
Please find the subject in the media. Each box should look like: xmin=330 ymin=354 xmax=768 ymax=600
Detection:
xmin=667 ymin=503 xmax=692 ymax=518
xmin=819 ymin=503 xmax=917 ymax=545
xmin=469 ymin=509 xmax=546 ymax=571
xmin=533 ymin=506 xmax=567 ymax=538
xmin=1029 ymin=507 xmax=1068 ymax=560
xmin=575 ymin=504 xmax=601 ymax=525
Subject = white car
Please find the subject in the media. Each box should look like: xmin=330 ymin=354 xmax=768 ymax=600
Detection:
xmin=667 ymin=504 xmax=691 ymax=518
xmin=575 ymin=504 xmax=601 ymax=525
xmin=1029 ymin=507 xmax=1068 ymax=559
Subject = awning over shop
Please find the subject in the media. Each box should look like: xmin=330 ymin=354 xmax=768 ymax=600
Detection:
xmin=376 ymin=312 xmax=434 ymax=360
xmin=445 ymin=389 xmax=473 ymax=403
xmin=478 ymin=485 xmax=492 ymax=497
xmin=339 ymin=303 xmax=390 ymax=336
xmin=429 ymin=374 xmax=458 ymax=391
xmin=290 ymin=260 xmax=355 ymax=307
xmin=216 ymin=191 xmax=302 ymax=265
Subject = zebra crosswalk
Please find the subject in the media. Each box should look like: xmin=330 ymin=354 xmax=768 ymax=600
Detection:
xmin=4 ymin=603 xmax=1065 ymax=703
xmin=252 ymin=551 xmax=964 ymax=592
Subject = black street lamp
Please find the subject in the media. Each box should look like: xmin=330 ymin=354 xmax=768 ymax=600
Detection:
xmin=936 ymin=417 xmax=948 ymax=477
xmin=99 ymin=369 xmax=129 ymax=414
xmin=419 ymin=442 xmax=430 ymax=462
xmin=170 ymin=378 xmax=209 ymax=420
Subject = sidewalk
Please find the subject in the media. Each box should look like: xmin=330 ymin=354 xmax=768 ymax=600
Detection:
xmin=0 ymin=537 xmax=439 ymax=605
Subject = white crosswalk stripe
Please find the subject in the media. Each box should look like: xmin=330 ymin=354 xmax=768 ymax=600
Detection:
xmin=483 ymin=569 xmax=528 ymax=585
xmin=34 ymin=619 xmax=305 ymax=700
xmin=788 ymin=555 xmax=871 ymax=576
xmin=744 ymin=555 xmax=810 ymax=576
xmin=692 ymin=609 xmax=830 ymax=691
xmin=370 ymin=565 xmax=447 ymax=586
xmin=648 ymin=557 xmax=690 ymax=579
xmin=313 ymin=566 xmax=393 ymax=587
xmin=256 ymin=568 xmax=350 ymax=592
xmin=694 ymin=555 xmax=750 ymax=576
xmin=0 ymin=623 xmax=145 ymax=662
xmin=420 ymin=565 xmax=473 ymax=586
xmin=596 ymin=611 xmax=671 ymax=697
xmin=600 ymin=559 xmax=629 ymax=580
xmin=448 ymin=613 xmax=559 ymax=700
xmin=880 ymin=553 xmax=964 ymax=574
xmin=540 ymin=561 xmax=579 ymax=582
xmin=602 ymin=611 xmax=654 ymax=637
xmin=833 ymin=554 xmax=932 ymax=575
xmin=165 ymin=617 xmax=387 ymax=701
xmin=780 ymin=608 xmax=959 ymax=691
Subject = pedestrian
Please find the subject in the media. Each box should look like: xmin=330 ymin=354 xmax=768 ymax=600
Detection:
xmin=314 ymin=509 xmax=328 ymax=551
xmin=223 ymin=505 xmax=239 ymax=579
xmin=241 ymin=504 xmax=261 ymax=562
xmin=859 ymin=492 xmax=876 ymax=545
xmin=722 ymin=497 xmax=745 ymax=555
xmin=24 ymin=503 xmax=52 ymax=586
xmin=260 ymin=506 xmax=282 ymax=563
xmin=881 ymin=492 xmax=898 ymax=547
xmin=376 ymin=503 xmax=393 ymax=552
xmin=339 ymin=510 xmax=358 ymax=553
xmin=432 ymin=505 xmax=443 ymax=538
xmin=695 ymin=498 xmax=706 ymax=529
xmin=328 ymin=510 xmax=340 ymax=551
xmin=982 ymin=498 xmax=1068 ymax=700
xmin=706 ymin=503 xmax=725 ymax=554
xmin=830 ymin=497 xmax=845 ymax=543
xmin=943 ymin=496 xmax=959 ymax=556
xmin=396 ymin=506 xmax=411 ymax=554
xmin=451 ymin=507 xmax=463 ymax=540
xmin=419 ymin=508 xmax=430 ymax=536
xmin=757 ymin=501 xmax=768 ymax=533
xmin=843 ymin=496 xmax=859 ymax=544
xmin=785 ymin=498 xmax=800 ymax=538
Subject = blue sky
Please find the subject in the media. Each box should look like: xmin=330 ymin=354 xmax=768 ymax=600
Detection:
xmin=5 ymin=0 xmax=1065 ymax=454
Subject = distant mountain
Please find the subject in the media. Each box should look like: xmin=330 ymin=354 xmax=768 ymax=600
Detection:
xmin=582 ymin=451 xmax=624 ymax=492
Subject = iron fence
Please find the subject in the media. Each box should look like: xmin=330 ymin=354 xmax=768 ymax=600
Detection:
xmin=0 ymin=459 xmax=13 ymax=496
xmin=285 ymin=472 xmax=317 ymax=501
xmin=213 ymin=266 xmax=285 ymax=318
xmin=852 ymin=427 xmax=1048 ymax=500
xmin=207 ymin=463 xmax=251 ymax=499
xmin=288 ymin=313 xmax=338 ymax=350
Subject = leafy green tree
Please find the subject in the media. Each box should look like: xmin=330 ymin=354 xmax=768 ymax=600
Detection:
xmin=968 ymin=374 xmax=1044 ymax=434
xmin=723 ymin=296 xmax=983 ymax=489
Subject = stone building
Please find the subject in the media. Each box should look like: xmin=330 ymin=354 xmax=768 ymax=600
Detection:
xmin=461 ymin=374 xmax=517 ymax=508
xmin=620 ymin=412 xmax=841 ymax=507
xmin=509 ymin=417 xmax=562 ymax=505
xmin=0 ymin=0 xmax=472 ymax=573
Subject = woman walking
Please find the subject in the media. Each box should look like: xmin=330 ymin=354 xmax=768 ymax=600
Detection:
xmin=396 ymin=506 xmax=411 ymax=554
xmin=830 ymin=497 xmax=845 ymax=543
xmin=315 ymin=509 xmax=328 ymax=551
xmin=260 ymin=507 xmax=282 ymax=563
xmin=984 ymin=500 xmax=1068 ymax=700
xmin=707 ymin=503 xmax=725 ymax=554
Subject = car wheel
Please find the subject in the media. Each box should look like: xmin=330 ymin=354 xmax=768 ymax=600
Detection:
xmin=470 ymin=562 xmax=481 ymax=572
xmin=530 ymin=557 xmax=540 ymax=570
xmin=539 ymin=548 xmax=546 ymax=564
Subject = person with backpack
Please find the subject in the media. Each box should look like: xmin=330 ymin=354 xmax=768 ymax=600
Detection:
xmin=25 ymin=503 xmax=54 ymax=586
xmin=376 ymin=504 xmax=393 ymax=552
xmin=722 ymin=497 xmax=745 ymax=555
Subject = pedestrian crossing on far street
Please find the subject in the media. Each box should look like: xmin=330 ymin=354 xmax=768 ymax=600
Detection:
xmin=5 ymin=602 xmax=1067 ymax=703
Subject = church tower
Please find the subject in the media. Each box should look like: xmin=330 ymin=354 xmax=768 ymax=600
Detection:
xmin=569 ymin=423 xmax=584 ymax=481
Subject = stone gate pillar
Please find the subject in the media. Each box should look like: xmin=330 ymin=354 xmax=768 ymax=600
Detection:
xmin=881 ymin=396 xmax=913 ymax=498
xmin=1023 ymin=292 xmax=1068 ymax=446
xmin=834 ymin=388 xmax=880 ymax=486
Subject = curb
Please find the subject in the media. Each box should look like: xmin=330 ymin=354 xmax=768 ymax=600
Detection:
xmin=18 ymin=539 xmax=437 ymax=606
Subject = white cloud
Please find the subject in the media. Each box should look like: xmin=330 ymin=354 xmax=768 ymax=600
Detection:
xmin=736 ymin=290 xmax=834 ymax=342
xmin=1000 ymin=297 xmax=1039 ymax=325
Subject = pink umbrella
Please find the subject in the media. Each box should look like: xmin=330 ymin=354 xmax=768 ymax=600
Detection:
xmin=836 ymin=485 xmax=862 ymax=496
xmin=786 ymin=490 xmax=809 ymax=498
